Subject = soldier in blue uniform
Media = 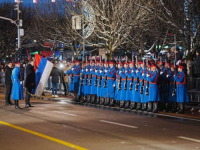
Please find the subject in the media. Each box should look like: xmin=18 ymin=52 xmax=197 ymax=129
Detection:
xmin=146 ymin=64 xmax=161 ymax=113
xmin=125 ymin=61 xmax=134 ymax=109
xmin=96 ymin=60 xmax=104 ymax=104
xmin=104 ymin=61 xmax=116 ymax=106
xmin=65 ymin=60 xmax=80 ymax=102
xmin=83 ymin=61 xmax=90 ymax=102
xmin=139 ymin=61 xmax=147 ymax=111
xmin=113 ymin=62 xmax=123 ymax=106
xmin=131 ymin=61 xmax=141 ymax=110
xmin=100 ymin=61 xmax=109 ymax=105
xmin=174 ymin=64 xmax=189 ymax=113
xmin=167 ymin=64 xmax=177 ymax=112
xmin=11 ymin=62 xmax=24 ymax=109
xmin=65 ymin=61 xmax=75 ymax=93
xmin=119 ymin=62 xmax=129 ymax=108
xmin=90 ymin=60 xmax=100 ymax=103
xmin=77 ymin=61 xmax=86 ymax=102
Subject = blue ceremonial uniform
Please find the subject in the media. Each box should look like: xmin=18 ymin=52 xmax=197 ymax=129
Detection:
xmin=140 ymin=68 xmax=148 ymax=103
xmin=84 ymin=65 xmax=90 ymax=95
xmin=91 ymin=65 xmax=99 ymax=95
xmin=174 ymin=71 xmax=189 ymax=103
xmin=11 ymin=66 xmax=24 ymax=100
xmin=168 ymin=70 xmax=176 ymax=102
xmin=105 ymin=66 xmax=115 ymax=98
xmin=78 ymin=67 xmax=86 ymax=96
xmin=114 ymin=68 xmax=122 ymax=100
xmin=147 ymin=70 xmax=160 ymax=102
xmin=102 ymin=67 xmax=109 ymax=97
xmin=132 ymin=68 xmax=141 ymax=102
xmin=160 ymin=67 xmax=169 ymax=103
xmin=97 ymin=66 xmax=104 ymax=97
xmin=65 ymin=66 xmax=74 ymax=92
xmin=120 ymin=68 xmax=128 ymax=101
xmin=126 ymin=67 xmax=134 ymax=101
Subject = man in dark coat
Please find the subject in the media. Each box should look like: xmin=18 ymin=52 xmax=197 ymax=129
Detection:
xmin=192 ymin=48 xmax=200 ymax=78
xmin=24 ymin=60 xmax=35 ymax=108
xmin=5 ymin=62 xmax=13 ymax=106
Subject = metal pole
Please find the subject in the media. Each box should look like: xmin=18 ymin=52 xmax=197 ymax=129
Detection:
xmin=174 ymin=34 xmax=176 ymax=66
xmin=17 ymin=2 xmax=20 ymax=51
xmin=82 ymin=0 xmax=85 ymax=61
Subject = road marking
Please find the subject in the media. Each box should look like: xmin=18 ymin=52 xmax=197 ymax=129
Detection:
xmin=177 ymin=136 xmax=200 ymax=143
xmin=54 ymin=111 xmax=77 ymax=116
xmin=99 ymin=120 xmax=138 ymax=129
xmin=158 ymin=113 xmax=200 ymax=122
xmin=0 ymin=120 xmax=88 ymax=150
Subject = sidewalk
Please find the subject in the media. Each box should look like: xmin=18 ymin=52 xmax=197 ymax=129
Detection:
xmin=1 ymin=84 xmax=200 ymax=121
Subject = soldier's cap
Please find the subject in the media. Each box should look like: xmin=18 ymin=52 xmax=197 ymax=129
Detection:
xmin=86 ymin=61 xmax=90 ymax=63
xmin=91 ymin=60 xmax=95 ymax=63
xmin=157 ymin=61 xmax=162 ymax=65
xmin=75 ymin=60 xmax=80 ymax=63
xmin=109 ymin=61 xmax=115 ymax=64
xmin=165 ymin=62 xmax=170 ymax=66
xmin=117 ymin=62 xmax=123 ymax=65
xmin=151 ymin=64 xmax=157 ymax=68
xmin=15 ymin=62 xmax=20 ymax=65
xmin=70 ymin=61 xmax=75 ymax=63
xmin=128 ymin=61 xmax=134 ymax=64
xmin=148 ymin=63 xmax=151 ymax=67
xmin=171 ymin=64 xmax=175 ymax=68
xmin=96 ymin=60 xmax=100 ymax=63
xmin=178 ymin=64 xmax=184 ymax=69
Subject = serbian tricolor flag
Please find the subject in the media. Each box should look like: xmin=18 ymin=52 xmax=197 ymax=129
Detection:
xmin=33 ymin=0 xmax=37 ymax=3
xmin=34 ymin=54 xmax=53 ymax=96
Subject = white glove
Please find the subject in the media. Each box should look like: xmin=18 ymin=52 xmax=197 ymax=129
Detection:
xmin=125 ymin=70 xmax=127 ymax=73
xmin=105 ymin=70 xmax=108 ymax=73
xmin=146 ymin=74 xmax=150 ymax=77
xmin=86 ymin=69 xmax=88 ymax=72
xmin=72 ymin=68 xmax=74 ymax=70
xmin=82 ymin=69 xmax=84 ymax=72
xmin=113 ymin=84 xmax=116 ymax=87
xmin=90 ymin=69 xmax=93 ymax=71
xmin=20 ymin=81 xmax=23 ymax=85
xmin=119 ymin=71 xmax=122 ymax=74
xmin=131 ymin=70 xmax=133 ymax=73
xmin=166 ymin=75 xmax=169 ymax=78
xmin=95 ymin=70 xmax=98 ymax=73
xmin=160 ymin=72 xmax=163 ymax=75
xmin=142 ymin=73 xmax=145 ymax=76
xmin=174 ymin=75 xmax=175 ymax=77
xmin=136 ymin=70 xmax=139 ymax=73
xmin=100 ymin=70 xmax=102 ymax=73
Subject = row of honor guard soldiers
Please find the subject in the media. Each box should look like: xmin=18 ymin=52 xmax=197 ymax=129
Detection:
xmin=65 ymin=58 xmax=189 ymax=114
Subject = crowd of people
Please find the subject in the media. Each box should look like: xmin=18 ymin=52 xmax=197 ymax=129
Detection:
xmin=1 ymin=47 xmax=200 ymax=112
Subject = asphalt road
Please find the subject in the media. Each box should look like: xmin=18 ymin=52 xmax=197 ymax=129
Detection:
xmin=0 ymin=93 xmax=200 ymax=150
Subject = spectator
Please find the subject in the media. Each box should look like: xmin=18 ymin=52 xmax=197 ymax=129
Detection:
xmin=50 ymin=64 xmax=61 ymax=97
xmin=5 ymin=62 xmax=13 ymax=106
xmin=192 ymin=48 xmax=200 ymax=78
xmin=63 ymin=62 xmax=71 ymax=96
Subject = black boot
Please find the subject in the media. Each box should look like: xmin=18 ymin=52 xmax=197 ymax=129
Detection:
xmin=152 ymin=102 xmax=158 ymax=113
xmin=15 ymin=101 xmax=21 ymax=109
xmin=109 ymin=98 xmax=115 ymax=107
xmin=170 ymin=102 xmax=177 ymax=113
xmin=124 ymin=101 xmax=130 ymax=109
xmin=87 ymin=95 xmax=91 ymax=103
xmin=73 ymin=93 xmax=77 ymax=101
xmin=177 ymin=103 xmax=184 ymax=114
xmin=96 ymin=97 xmax=100 ymax=104
xmin=141 ymin=103 xmax=147 ymax=111
xmin=100 ymin=97 xmax=104 ymax=105
xmin=130 ymin=101 xmax=136 ymax=110
xmin=136 ymin=102 xmax=142 ymax=111
xmin=91 ymin=95 xmax=96 ymax=104
xmin=76 ymin=95 xmax=81 ymax=102
xmin=163 ymin=103 xmax=170 ymax=112
xmin=147 ymin=102 xmax=152 ymax=112
xmin=119 ymin=101 xmax=125 ymax=108
xmin=104 ymin=97 xmax=110 ymax=106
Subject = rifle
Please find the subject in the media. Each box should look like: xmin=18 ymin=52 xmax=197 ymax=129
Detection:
xmin=118 ymin=76 xmax=122 ymax=90
xmin=85 ymin=74 xmax=88 ymax=85
xmin=140 ymin=60 xmax=145 ymax=94
xmin=124 ymin=56 xmax=128 ymax=90
xmin=135 ymin=56 xmax=139 ymax=91
xmin=71 ymin=71 xmax=74 ymax=84
xmin=129 ymin=75 xmax=134 ymax=90
xmin=81 ymin=72 xmax=84 ymax=85
xmin=145 ymin=60 xmax=149 ymax=95
xmin=95 ymin=70 xmax=98 ymax=86
xmin=99 ymin=75 xmax=102 ymax=87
